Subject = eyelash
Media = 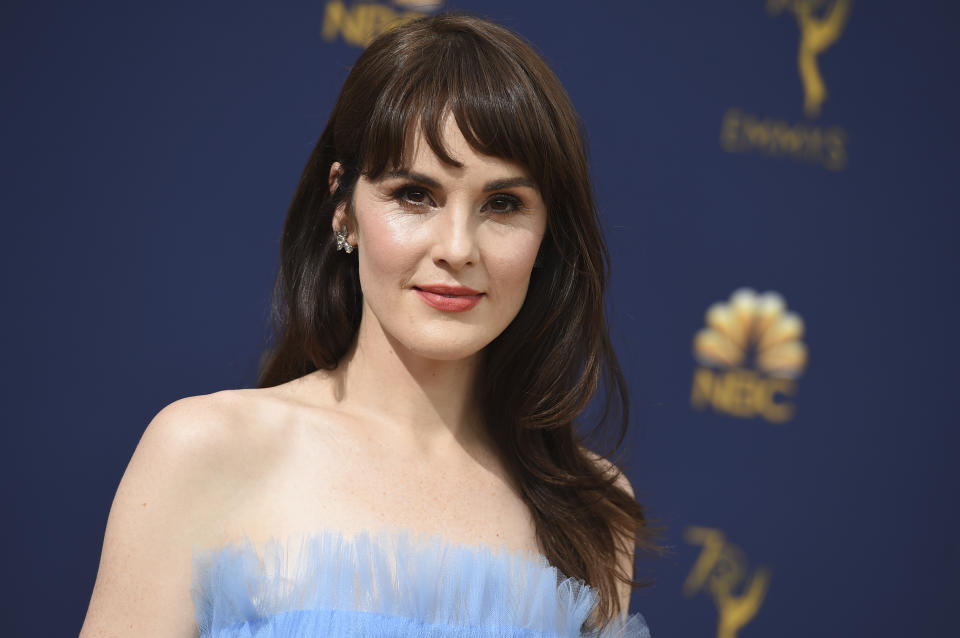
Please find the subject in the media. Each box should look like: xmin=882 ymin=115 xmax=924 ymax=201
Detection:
xmin=389 ymin=185 xmax=525 ymax=215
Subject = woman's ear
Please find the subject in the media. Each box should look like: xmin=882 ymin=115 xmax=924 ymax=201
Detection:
xmin=328 ymin=161 xmax=343 ymax=196
xmin=328 ymin=162 xmax=357 ymax=249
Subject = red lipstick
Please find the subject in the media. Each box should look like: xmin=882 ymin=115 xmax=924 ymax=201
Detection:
xmin=414 ymin=285 xmax=484 ymax=312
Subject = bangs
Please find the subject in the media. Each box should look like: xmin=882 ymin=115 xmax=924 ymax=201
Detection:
xmin=355 ymin=24 xmax=557 ymax=187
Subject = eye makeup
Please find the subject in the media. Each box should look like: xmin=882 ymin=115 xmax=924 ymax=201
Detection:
xmin=388 ymin=184 xmax=527 ymax=215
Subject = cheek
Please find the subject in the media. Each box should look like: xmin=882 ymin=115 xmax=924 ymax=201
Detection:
xmin=484 ymin=231 xmax=543 ymax=302
xmin=356 ymin=213 xmax=421 ymax=286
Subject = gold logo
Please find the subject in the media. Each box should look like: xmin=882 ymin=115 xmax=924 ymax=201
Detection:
xmin=767 ymin=0 xmax=853 ymax=118
xmin=690 ymin=288 xmax=808 ymax=423
xmin=684 ymin=526 xmax=771 ymax=638
xmin=720 ymin=1 xmax=852 ymax=170
xmin=322 ymin=0 xmax=442 ymax=48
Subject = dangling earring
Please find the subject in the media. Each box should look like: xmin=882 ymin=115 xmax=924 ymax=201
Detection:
xmin=335 ymin=227 xmax=354 ymax=254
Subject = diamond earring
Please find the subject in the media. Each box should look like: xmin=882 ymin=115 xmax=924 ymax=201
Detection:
xmin=335 ymin=227 xmax=354 ymax=254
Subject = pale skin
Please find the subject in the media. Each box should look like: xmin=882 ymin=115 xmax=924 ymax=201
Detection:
xmin=79 ymin=115 xmax=635 ymax=637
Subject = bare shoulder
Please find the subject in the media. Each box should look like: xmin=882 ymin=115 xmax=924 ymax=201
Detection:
xmin=79 ymin=389 xmax=285 ymax=638
xmin=112 ymin=390 xmax=284 ymax=506
xmin=143 ymin=389 xmax=290 ymax=476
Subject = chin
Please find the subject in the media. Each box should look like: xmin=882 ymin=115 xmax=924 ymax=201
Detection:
xmin=401 ymin=332 xmax=494 ymax=362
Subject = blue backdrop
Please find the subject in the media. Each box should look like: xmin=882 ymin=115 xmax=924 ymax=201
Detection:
xmin=3 ymin=1 xmax=957 ymax=636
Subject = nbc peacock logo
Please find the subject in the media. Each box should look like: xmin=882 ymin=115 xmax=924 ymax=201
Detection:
xmin=690 ymin=288 xmax=808 ymax=423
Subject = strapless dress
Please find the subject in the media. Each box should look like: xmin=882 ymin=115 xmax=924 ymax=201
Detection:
xmin=191 ymin=527 xmax=651 ymax=637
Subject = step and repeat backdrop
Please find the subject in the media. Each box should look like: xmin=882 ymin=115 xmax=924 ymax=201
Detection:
xmin=3 ymin=1 xmax=956 ymax=636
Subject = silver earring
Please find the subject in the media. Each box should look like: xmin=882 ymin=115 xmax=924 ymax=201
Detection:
xmin=335 ymin=227 xmax=354 ymax=254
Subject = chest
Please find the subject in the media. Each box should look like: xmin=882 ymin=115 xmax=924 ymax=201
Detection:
xmin=220 ymin=425 xmax=540 ymax=557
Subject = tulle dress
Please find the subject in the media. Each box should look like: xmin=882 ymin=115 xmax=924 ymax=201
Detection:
xmin=191 ymin=527 xmax=651 ymax=637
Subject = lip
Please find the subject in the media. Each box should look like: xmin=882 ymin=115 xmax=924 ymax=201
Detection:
xmin=415 ymin=284 xmax=483 ymax=295
xmin=414 ymin=285 xmax=485 ymax=313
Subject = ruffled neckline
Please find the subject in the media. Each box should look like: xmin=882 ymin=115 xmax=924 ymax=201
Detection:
xmin=191 ymin=526 xmax=650 ymax=637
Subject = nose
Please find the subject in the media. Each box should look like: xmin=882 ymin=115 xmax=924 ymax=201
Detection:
xmin=430 ymin=202 xmax=479 ymax=270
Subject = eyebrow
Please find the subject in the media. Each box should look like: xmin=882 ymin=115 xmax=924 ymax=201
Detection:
xmin=381 ymin=170 xmax=539 ymax=193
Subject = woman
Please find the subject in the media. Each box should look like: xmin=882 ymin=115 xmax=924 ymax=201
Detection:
xmin=80 ymin=12 xmax=658 ymax=638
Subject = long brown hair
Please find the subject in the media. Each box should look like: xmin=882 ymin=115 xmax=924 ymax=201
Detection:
xmin=258 ymin=12 xmax=661 ymax=627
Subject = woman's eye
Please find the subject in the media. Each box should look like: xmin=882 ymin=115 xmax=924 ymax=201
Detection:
xmin=391 ymin=186 xmax=523 ymax=214
xmin=405 ymin=189 xmax=428 ymax=203
xmin=486 ymin=195 xmax=523 ymax=214
xmin=393 ymin=186 xmax=432 ymax=209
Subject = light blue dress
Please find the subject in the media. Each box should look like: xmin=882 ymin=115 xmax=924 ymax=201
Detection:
xmin=191 ymin=527 xmax=651 ymax=637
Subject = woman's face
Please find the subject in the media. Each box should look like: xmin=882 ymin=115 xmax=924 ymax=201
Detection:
xmin=331 ymin=114 xmax=548 ymax=362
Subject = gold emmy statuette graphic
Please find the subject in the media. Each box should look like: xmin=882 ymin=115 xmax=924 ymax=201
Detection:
xmin=767 ymin=0 xmax=853 ymax=118
xmin=720 ymin=1 xmax=851 ymax=169
xmin=684 ymin=526 xmax=771 ymax=638
xmin=690 ymin=288 xmax=808 ymax=423
xmin=322 ymin=0 xmax=442 ymax=47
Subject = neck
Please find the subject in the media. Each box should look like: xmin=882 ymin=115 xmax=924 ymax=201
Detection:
xmin=315 ymin=305 xmax=487 ymax=453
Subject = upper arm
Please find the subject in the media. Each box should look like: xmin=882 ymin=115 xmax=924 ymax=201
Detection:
xmin=580 ymin=447 xmax=636 ymax=619
xmin=79 ymin=394 xmax=236 ymax=638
